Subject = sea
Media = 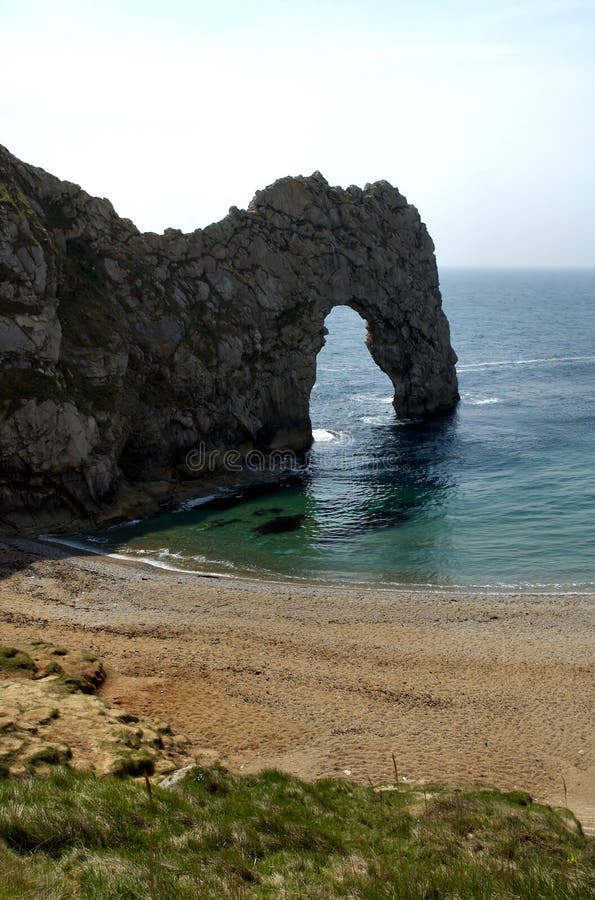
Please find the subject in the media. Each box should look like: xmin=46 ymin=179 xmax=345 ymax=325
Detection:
xmin=61 ymin=269 xmax=595 ymax=592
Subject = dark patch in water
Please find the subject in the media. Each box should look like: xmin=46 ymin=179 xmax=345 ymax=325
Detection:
xmin=198 ymin=477 xmax=305 ymax=514
xmin=252 ymin=507 xmax=284 ymax=517
xmin=209 ymin=518 xmax=243 ymax=528
xmin=254 ymin=514 xmax=305 ymax=535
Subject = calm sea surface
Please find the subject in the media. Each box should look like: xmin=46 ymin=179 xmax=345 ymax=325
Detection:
xmin=67 ymin=269 xmax=595 ymax=591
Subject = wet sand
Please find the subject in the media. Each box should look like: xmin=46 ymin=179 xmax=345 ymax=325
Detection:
xmin=0 ymin=537 xmax=593 ymax=829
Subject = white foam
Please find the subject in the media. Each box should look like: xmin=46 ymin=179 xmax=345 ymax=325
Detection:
xmin=459 ymin=355 xmax=595 ymax=371
xmin=462 ymin=394 xmax=502 ymax=406
xmin=313 ymin=428 xmax=336 ymax=443
xmin=107 ymin=518 xmax=142 ymax=529
xmin=176 ymin=494 xmax=218 ymax=511
xmin=353 ymin=393 xmax=394 ymax=404
xmin=38 ymin=534 xmax=232 ymax=579
xmin=107 ymin=553 xmax=232 ymax=578
xmin=156 ymin=548 xmax=184 ymax=560
xmin=361 ymin=415 xmax=392 ymax=424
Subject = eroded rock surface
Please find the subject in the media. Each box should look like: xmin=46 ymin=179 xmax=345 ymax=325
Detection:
xmin=0 ymin=145 xmax=458 ymax=532
xmin=0 ymin=642 xmax=193 ymax=778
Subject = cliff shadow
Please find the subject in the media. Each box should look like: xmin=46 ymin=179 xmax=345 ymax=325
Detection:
xmin=0 ymin=535 xmax=106 ymax=583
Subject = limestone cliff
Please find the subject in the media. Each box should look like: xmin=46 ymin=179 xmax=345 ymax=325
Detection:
xmin=0 ymin=145 xmax=458 ymax=533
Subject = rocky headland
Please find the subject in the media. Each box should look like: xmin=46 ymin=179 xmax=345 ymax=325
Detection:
xmin=0 ymin=146 xmax=458 ymax=533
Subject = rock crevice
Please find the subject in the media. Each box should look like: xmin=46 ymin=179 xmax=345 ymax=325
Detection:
xmin=0 ymin=146 xmax=458 ymax=533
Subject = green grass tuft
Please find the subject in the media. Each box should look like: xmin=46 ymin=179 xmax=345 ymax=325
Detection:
xmin=28 ymin=746 xmax=72 ymax=767
xmin=39 ymin=657 xmax=106 ymax=695
xmin=110 ymin=754 xmax=156 ymax=778
xmin=0 ymin=645 xmax=36 ymax=673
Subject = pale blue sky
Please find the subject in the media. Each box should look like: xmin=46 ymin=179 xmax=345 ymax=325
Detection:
xmin=1 ymin=0 xmax=594 ymax=265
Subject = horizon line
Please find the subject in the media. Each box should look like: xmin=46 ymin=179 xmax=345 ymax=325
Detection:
xmin=438 ymin=264 xmax=595 ymax=270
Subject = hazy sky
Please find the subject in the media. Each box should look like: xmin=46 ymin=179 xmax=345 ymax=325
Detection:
xmin=1 ymin=0 xmax=594 ymax=266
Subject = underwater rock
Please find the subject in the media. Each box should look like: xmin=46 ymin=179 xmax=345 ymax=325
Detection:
xmin=254 ymin=514 xmax=306 ymax=535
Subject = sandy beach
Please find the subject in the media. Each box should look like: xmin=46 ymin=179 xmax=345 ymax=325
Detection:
xmin=1 ymin=536 xmax=593 ymax=829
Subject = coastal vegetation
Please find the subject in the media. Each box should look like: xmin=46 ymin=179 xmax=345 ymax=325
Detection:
xmin=0 ymin=765 xmax=592 ymax=898
xmin=2 ymin=642 xmax=591 ymax=896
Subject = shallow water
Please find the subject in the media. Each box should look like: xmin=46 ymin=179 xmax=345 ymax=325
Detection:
xmin=67 ymin=269 xmax=595 ymax=591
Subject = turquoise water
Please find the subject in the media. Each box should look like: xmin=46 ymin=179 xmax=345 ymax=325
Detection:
xmin=71 ymin=269 xmax=595 ymax=591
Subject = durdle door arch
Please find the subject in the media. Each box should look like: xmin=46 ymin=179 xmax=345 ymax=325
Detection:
xmin=0 ymin=146 xmax=458 ymax=532
xmin=237 ymin=175 xmax=459 ymax=450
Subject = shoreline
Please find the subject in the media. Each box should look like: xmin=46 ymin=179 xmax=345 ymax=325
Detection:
xmin=37 ymin=534 xmax=595 ymax=598
xmin=1 ymin=535 xmax=593 ymax=831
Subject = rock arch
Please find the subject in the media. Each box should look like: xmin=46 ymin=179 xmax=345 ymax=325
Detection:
xmin=228 ymin=174 xmax=459 ymax=450
xmin=0 ymin=146 xmax=458 ymax=531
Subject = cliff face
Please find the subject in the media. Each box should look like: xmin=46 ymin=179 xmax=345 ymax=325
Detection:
xmin=0 ymin=146 xmax=458 ymax=533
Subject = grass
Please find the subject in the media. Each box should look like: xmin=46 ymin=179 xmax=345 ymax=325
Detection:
xmin=39 ymin=661 xmax=105 ymax=696
xmin=110 ymin=754 xmax=156 ymax=778
xmin=41 ymin=663 xmax=94 ymax=695
xmin=0 ymin=185 xmax=56 ymax=255
xmin=0 ymin=186 xmax=16 ymax=208
xmin=27 ymin=746 xmax=72 ymax=767
xmin=33 ymin=643 xmax=106 ymax=690
xmin=0 ymin=646 xmax=36 ymax=673
xmin=0 ymin=766 xmax=592 ymax=898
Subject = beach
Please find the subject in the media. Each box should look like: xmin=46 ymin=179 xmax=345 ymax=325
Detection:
xmin=1 ymin=536 xmax=593 ymax=829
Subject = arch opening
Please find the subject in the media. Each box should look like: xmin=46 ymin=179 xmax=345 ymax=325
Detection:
xmin=309 ymin=305 xmax=395 ymax=444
